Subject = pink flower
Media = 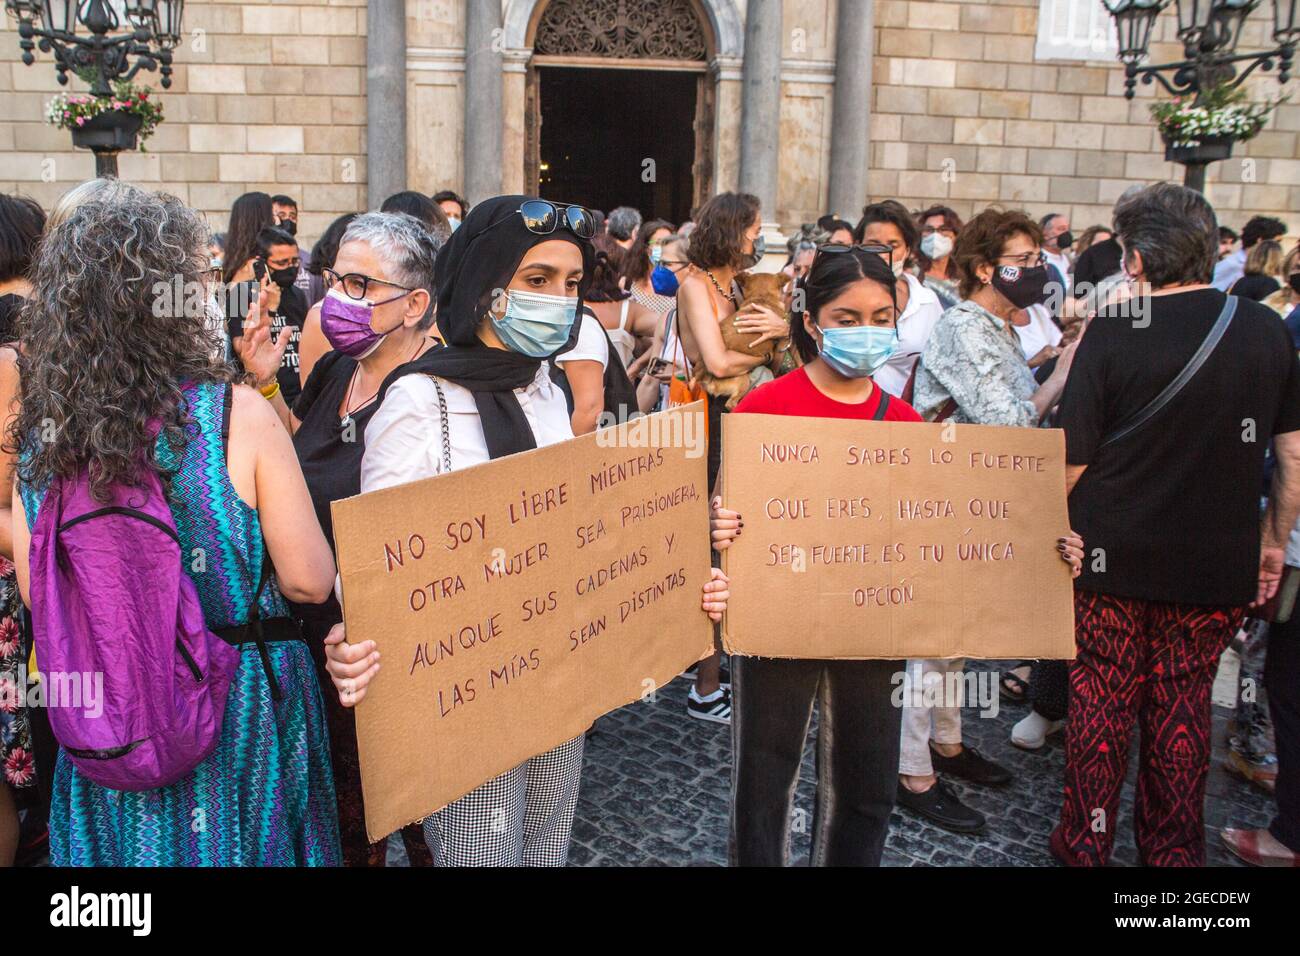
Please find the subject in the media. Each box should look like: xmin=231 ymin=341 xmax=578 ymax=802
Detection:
xmin=4 ymin=748 xmax=34 ymax=787
xmin=0 ymin=677 xmax=17 ymax=714
xmin=75 ymin=116 xmax=85 ymax=126
xmin=0 ymin=619 xmax=19 ymax=659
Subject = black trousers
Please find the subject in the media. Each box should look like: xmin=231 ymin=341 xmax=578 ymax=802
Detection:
xmin=1265 ymin=612 xmax=1300 ymax=852
xmin=1030 ymin=658 xmax=1070 ymax=721
xmin=730 ymin=655 xmax=902 ymax=866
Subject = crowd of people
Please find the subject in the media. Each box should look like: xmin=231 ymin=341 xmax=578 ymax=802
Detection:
xmin=0 ymin=173 xmax=1296 ymax=869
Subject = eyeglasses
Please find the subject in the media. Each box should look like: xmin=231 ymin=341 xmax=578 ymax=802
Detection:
xmin=481 ymin=200 xmax=596 ymax=241
xmin=323 ymin=268 xmax=415 ymax=303
xmin=997 ymin=251 xmax=1047 ymax=268
xmin=921 ymin=225 xmax=957 ymax=237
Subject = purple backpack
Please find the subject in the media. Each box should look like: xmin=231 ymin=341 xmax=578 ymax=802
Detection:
xmin=29 ymin=460 xmax=241 ymax=791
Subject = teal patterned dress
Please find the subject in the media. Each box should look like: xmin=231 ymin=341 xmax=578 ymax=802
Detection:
xmin=20 ymin=382 xmax=341 ymax=866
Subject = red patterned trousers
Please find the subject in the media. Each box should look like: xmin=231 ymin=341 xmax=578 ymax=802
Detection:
xmin=1051 ymin=589 xmax=1243 ymax=867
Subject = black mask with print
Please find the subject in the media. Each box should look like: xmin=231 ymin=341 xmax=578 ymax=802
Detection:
xmin=991 ymin=264 xmax=1053 ymax=309
xmin=269 ymin=265 xmax=298 ymax=288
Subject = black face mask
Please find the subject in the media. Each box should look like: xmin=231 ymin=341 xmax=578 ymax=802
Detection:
xmin=269 ymin=265 xmax=298 ymax=288
xmin=991 ymin=264 xmax=1053 ymax=309
xmin=1054 ymin=230 xmax=1073 ymax=251
xmin=1290 ymin=273 xmax=1300 ymax=295
xmin=277 ymin=218 xmax=297 ymax=237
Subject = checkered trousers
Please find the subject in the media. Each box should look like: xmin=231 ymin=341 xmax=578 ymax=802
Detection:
xmin=422 ymin=734 xmax=585 ymax=866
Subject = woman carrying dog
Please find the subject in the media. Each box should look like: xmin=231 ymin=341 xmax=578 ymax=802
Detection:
xmin=675 ymin=192 xmax=789 ymax=723
xmin=709 ymin=245 xmax=1085 ymax=865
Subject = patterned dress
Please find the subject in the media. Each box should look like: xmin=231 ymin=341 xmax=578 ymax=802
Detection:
xmin=0 ymin=555 xmax=34 ymax=793
xmin=19 ymin=381 xmax=341 ymax=866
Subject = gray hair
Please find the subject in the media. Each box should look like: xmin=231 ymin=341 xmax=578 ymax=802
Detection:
xmin=340 ymin=211 xmax=447 ymax=328
xmin=1039 ymin=211 xmax=1065 ymax=231
xmin=1112 ymin=183 xmax=1218 ymax=288
xmin=607 ymin=206 xmax=643 ymax=241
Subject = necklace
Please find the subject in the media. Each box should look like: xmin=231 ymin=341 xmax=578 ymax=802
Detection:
xmin=703 ymin=269 xmax=736 ymax=305
xmin=340 ymin=338 xmax=426 ymax=430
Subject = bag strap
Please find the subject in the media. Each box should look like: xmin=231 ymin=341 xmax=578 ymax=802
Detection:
xmin=933 ymin=398 xmax=958 ymax=423
xmin=1099 ymin=295 xmax=1237 ymax=450
xmin=902 ymin=357 xmax=920 ymax=406
xmin=618 ymin=298 xmax=631 ymax=330
xmin=432 ymin=377 xmax=452 ymax=474
xmin=872 ymin=389 xmax=892 ymax=421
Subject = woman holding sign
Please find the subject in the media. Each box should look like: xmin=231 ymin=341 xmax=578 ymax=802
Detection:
xmin=709 ymin=246 xmax=1084 ymax=865
xmin=322 ymin=195 xmax=730 ymax=866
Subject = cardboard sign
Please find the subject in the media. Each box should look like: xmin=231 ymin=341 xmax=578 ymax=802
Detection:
xmin=332 ymin=403 xmax=713 ymax=841
xmin=719 ymin=413 xmax=1075 ymax=660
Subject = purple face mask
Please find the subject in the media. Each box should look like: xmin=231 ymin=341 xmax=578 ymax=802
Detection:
xmin=320 ymin=286 xmax=403 ymax=359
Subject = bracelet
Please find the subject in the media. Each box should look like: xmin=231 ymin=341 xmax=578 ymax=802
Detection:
xmin=259 ymin=381 xmax=281 ymax=401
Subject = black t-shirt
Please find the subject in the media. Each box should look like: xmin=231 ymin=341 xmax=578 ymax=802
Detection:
xmin=1072 ymin=237 xmax=1123 ymax=297
xmin=1231 ymin=274 xmax=1281 ymax=302
xmin=1060 ymin=289 xmax=1300 ymax=606
xmin=290 ymin=351 xmax=366 ymax=627
xmin=225 ymin=280 xmax=307 ymax=407
xmin=289 ymin=348 xmax=434 ymax=627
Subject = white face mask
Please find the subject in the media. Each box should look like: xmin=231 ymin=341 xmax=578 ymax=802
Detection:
xmin=921 ymin=232 xmax=954 ymax=261
xmin=891 ymin=258 xmax=905 ymax=278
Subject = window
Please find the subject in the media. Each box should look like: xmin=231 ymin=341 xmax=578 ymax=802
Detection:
xmin=1035 ymin=0 xmax=1119 ymax=61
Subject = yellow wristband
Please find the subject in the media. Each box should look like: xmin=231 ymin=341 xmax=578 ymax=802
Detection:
xmin=259 ymin=381 xmax=281 ymax=401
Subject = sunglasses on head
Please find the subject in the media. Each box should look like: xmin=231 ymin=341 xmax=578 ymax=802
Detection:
xmin=813 ymin=242 xmax=894 ymax=266
xmin=481 ymin=200 xmax=596 ymax=241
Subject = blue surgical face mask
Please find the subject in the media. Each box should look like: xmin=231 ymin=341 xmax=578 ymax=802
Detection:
xmin=448 ymin=216 xmax=461 ymax=231
xmin=650 ymin=245 xmax=663 ymax=265
xmin=490 ymin=288 xmax=578 ymax=357
xmin=650 ymin=264 xmax=680 ymax=297
xmin=816 ymin=324 xmax=898 ymax=379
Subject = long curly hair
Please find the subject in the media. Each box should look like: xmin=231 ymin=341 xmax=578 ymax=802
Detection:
xmin=12 ymin=184 xmax=232 ymax=501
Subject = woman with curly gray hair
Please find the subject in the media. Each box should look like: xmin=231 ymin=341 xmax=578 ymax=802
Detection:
xmin=8 ymin=183 xmax=341 ymax=866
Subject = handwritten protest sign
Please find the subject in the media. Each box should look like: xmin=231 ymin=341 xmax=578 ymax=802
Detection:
xmin=332 ymin=403 xmax=713 ymax=841
xmin=719 ymin=414 xmax=1075 ymax=660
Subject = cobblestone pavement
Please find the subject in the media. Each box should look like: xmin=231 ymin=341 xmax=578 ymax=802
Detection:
xmin=564 ymin=660 xmax=1276 ymax=867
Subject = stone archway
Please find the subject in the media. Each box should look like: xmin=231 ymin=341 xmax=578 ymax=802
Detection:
xmin=502 ymin=0 xmax=743 ymax=59
xmin=501 ymin=0 xmax=743 ymax=212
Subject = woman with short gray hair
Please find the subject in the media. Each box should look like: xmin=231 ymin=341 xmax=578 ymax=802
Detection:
xmin=1053 ymin=182 xmax=1300 ymax=866
xmin=237 ymin=210 xmax=449 ymax=867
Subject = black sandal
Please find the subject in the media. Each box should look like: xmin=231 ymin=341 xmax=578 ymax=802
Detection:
xmin=1000 ymin=662 xmax=1032 ymax=703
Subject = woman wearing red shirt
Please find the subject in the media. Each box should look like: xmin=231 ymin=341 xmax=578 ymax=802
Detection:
xmin=711 ymin=246 xmax=1083 ymax=865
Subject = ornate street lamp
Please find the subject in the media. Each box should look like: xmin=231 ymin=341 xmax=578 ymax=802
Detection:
xmin=4 ymin=0 xmax=184 ymax=176
xmin=1103 ymin=0 xmax=1296 ymax=191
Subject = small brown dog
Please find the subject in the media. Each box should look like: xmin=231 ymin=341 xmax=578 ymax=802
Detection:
xmin=693 ymin=272 xmax=793 ymax=409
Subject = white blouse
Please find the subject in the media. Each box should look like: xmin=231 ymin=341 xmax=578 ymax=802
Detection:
xmin=554 ymin=310 xmax=610 ymax=370
xmin=360 ymin=363 xmax=575 ymax=492
xmin=875 ymin=271 xmax=943 ymax=399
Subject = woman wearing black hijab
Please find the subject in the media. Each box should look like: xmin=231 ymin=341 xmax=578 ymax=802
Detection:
xmin=321 ymin=195 xmax=730 ymax=865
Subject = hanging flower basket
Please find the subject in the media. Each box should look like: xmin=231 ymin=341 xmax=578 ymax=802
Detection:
xmin=45 ymin=79 xmax=164 ymax=154
xmin=68 ymin=110 xmax=144 ymax=152
xmin=1150 ymin=81 xmax=1285 ymax=161
xmin=1163 ymin=134 xmax=1234 ymax=164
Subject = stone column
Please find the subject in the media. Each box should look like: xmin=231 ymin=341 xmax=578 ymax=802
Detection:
xmin=463 ymin=0 xmax=504 ymax=203
xmin=828 ymin=0 xmax=874 ymax=220
xmin=738 ymin=0 xmax=782 ymax=220
xmin=366 ymin=0 xmax=407 ymax=209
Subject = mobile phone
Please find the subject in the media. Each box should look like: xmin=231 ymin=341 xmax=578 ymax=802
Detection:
xmin=647 ymin=357 xmax=669 ymax=376
xmin=252 ymin=259 xmax=267 ymax=282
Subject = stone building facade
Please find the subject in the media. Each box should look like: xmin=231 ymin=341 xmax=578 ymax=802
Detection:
xmin=1 ymin=0 xmax=1295 ymax=242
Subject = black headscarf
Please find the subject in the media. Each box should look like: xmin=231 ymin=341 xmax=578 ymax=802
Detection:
xmin=395 ymin=195 xmax=595 ymax=460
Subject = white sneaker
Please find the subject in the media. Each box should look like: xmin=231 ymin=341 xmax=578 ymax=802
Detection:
xmin=1011 ymin=711 xmax=1064 ymax=750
